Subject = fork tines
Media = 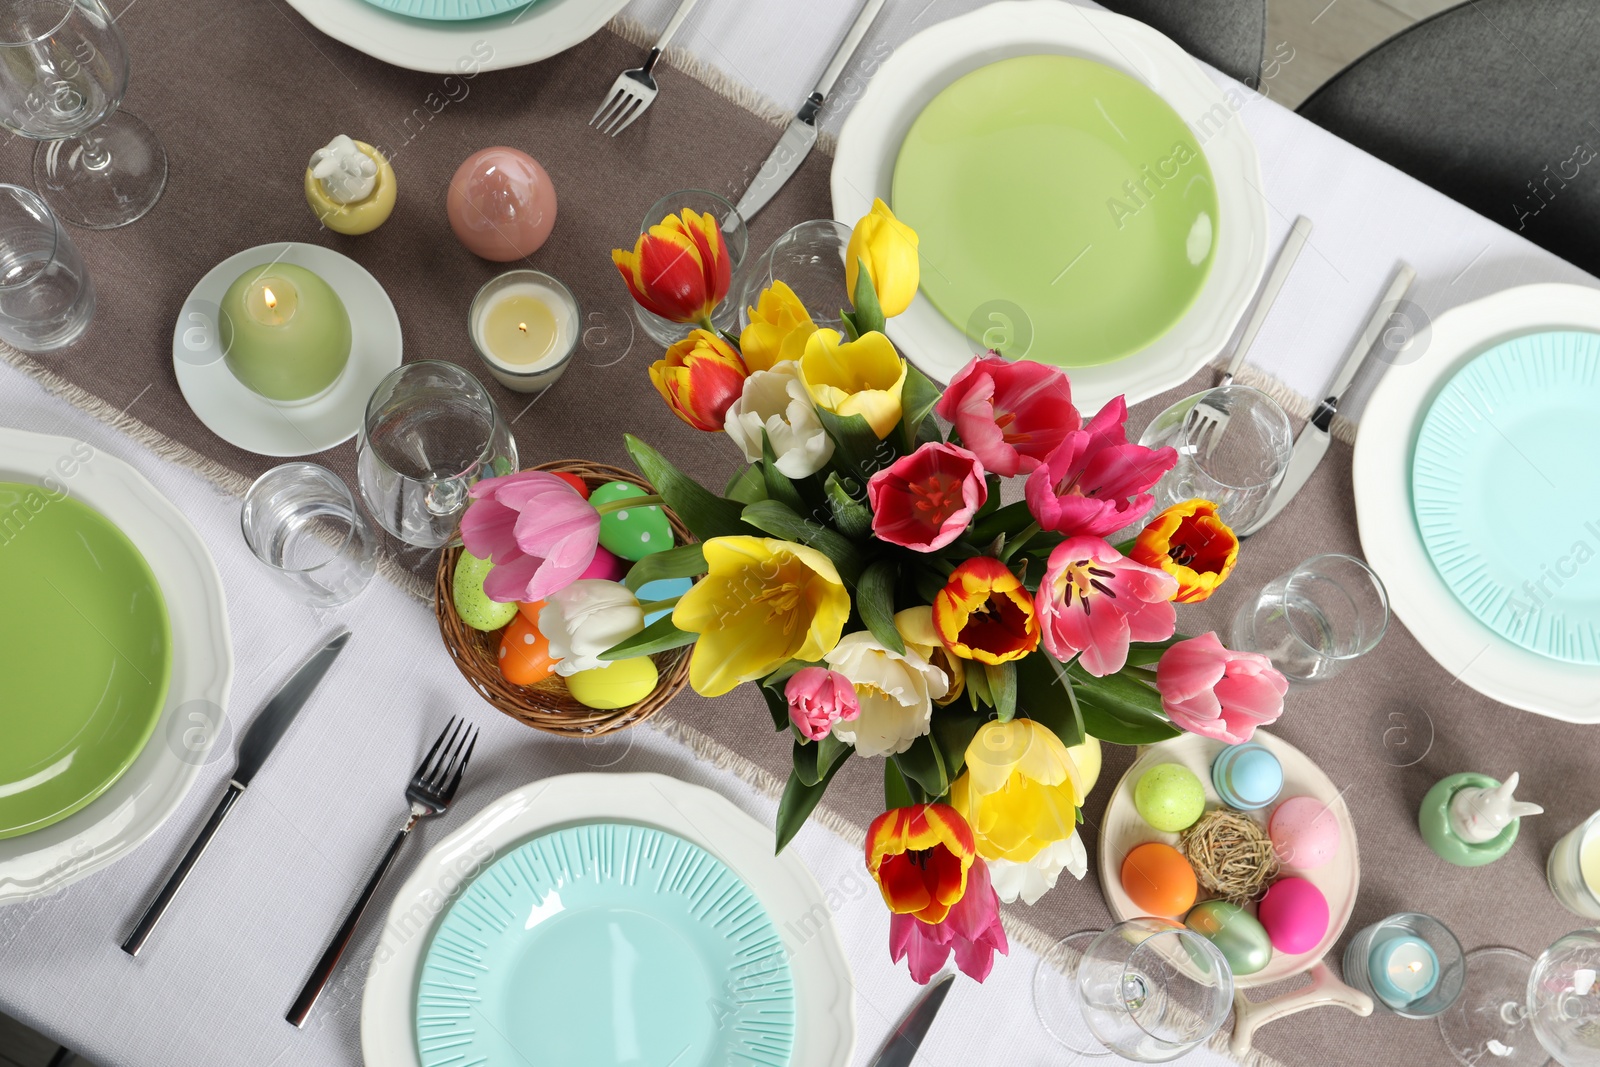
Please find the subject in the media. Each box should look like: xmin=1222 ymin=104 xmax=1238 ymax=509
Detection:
xmin=590 ymin=74 xmax=654 ymax=137
xmin=416 ymin=716 xmax=477 ymax=805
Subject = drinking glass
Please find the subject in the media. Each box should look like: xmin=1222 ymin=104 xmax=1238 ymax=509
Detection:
xmin=633 ymin=188 xmax=748 ymax=346
xmin=1439 ymin=932 xmax=1600 ymax=1067
xmin=0 ymin=0 xmax=167 ymax=229
xmin=356 ymin=361 xmax=518 ymax=548
xmin=1138 ymin=385 xmax=1293 ymax=530
xmin=1231 ymin=553 xmax=1390 ymax=683
xmin=0 ymin=183 xmax=93 ymax=350
xmin=737 ymin=219 xmax=853 ymax=334
xmin=241 ymin=464 xmax=377 ymax=608
xmin=1546 ymin=809 xmax=1600 ymax=919
xmin=1343 ymin=912 xmax=1465 ymax=1019
xmin=1036 ymin=918 xmax=1234 ymax=1062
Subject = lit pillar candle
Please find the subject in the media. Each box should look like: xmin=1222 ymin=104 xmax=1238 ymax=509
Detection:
xmin=1367 ymin=935 xmax=1440 ymax=1007
xmin=468 ymin=270 xmax=579 ymax=394
xmin=219 ymin=263 xmax=351 ymax=403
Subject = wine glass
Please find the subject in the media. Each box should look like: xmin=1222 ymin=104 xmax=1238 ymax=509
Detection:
xmin=1035 ymin=919 xmax=1235 ymax=1062
xmin=1138 ymin=384 xmax=1293 ymax=531
xmin=1440 ymin=931 xmax=1600 ymax=1067
xmin=737 ymin=219 xmax=853 ymax=334
xmin=0 ymin=0 xmax=167 ymax=229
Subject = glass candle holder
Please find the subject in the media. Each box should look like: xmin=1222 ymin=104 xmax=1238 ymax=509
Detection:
xmin=737 ymin=218 xmax=853 ymax=334
xmin=241 ymin=463 xmax=376 ymax=608
xmin=633 ymin=188 xmax=747 ymax=347
xmin=1344 ymin=913 xmax=1465 ymax=1018
xmin=1546 ymin=809 xmax=1600 ymax=918
xmin=1231 ymin=553 xmax=1390 ymax=684
xmin=469 ymin=270 xmax=579 ymax=394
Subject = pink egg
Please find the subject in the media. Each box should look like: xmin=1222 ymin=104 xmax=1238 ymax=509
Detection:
xmin=446 ymin=147 xmax=558 ymax=261
xmin=1256 ymin=877 xmax=1329 ymax=955
xmin=1269 ymin=796 xmax=1341 ymax=870
xmin=578 ymin=546 xmax=624 ymax=582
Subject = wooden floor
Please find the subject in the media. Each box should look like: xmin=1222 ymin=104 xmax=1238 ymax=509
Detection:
xmin=0 ymin=0 xmax=1452 ymax=1064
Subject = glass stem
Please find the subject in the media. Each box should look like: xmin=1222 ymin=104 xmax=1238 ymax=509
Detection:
xmin=77 ymin=132 xmax=112 ymax=173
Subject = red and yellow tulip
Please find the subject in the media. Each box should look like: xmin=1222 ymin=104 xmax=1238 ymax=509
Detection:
xmin=648 ymin=329 xmax=749 ymax=432
xmin=1129 ymin=499 xmax=1239 ymax=604
xmin=932 ymin=556 xmax=1040 ymax=664
xmin=866 ymin=803 xmax=977 ymax=924
xmin=612 ymin=208 xmax=732 ymax=326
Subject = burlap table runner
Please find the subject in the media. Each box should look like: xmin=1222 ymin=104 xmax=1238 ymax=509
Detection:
xmin=5 ymin=5 xmax=1598 ymax=1065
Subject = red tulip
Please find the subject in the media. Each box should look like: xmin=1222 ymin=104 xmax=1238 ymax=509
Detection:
xmin=611 ymin=207 xmax=732 ymax=325
xmin=866 ymin=441 xmax=987 ymax=552
xmin=934 ymin=354 xmax=1081 ymax=476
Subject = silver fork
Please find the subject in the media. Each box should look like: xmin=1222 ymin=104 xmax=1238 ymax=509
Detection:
xmin=286 ymin=717 xmax=479 ymax=1027
xmin=1186 ymin=215 xmax=1313 ymax=446
xmin=590 ymin=0 xmax=703 ymax=136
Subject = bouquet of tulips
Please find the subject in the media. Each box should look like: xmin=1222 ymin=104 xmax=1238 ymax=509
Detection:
xmin=543 ymin=200 xmax=1289 ymax=984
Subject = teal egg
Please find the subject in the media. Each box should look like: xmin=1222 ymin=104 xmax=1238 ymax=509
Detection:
xmin=1135 ymin=763 xmax=1207 ymax=832
xmin=591 ymin=481 xmax=673 ymax=561
xmin=636 ymin=576 xmax=692 ymax=625
xmin=452 ymin=550 xmax=517 ymax=632
xmin=1186 ymin=900 xmax=1273 ymax=976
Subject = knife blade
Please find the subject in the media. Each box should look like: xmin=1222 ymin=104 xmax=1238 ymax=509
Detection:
xmin=870 ymin=972 xmax=954 ymax=1067
xmin=121 ymin=630 xmax=351 ymax=956
xmin=1241 ymin=263 xmax=1417 ymax=535
xmin=731 ymin=0 xmax=887 ymax=224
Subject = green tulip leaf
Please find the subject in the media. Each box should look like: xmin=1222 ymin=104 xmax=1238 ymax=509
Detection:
xmin=622 ymin=543 xmax=707 ymax=593
xmin=852 ymin=257 xmax=886 ymax=336
xmin=898 ymin=361 xmax=943 ymax=453
xmin=775 ymin=757 xmax=844 ymax=854
xmin=816 ymin=406 xmax=896 ymax=484
xmin=1067 ymin=661 xmax=1181 ymax=745
xmin=930 ymin=706 xmax=987 ymax=782
xmin=884 ymin=758 xmax=916 ymax=809
xmin=1016 ymin=652 xmax=1086 ymax=748
xmin=760 ymin=431 xmax=808 ymax=514
xmin=739 ymin=500 xmax=865 ymax=585
xmin=625 ymin=434 xmax=748 ymax=540
xmin=598 ymin=614 xmax=697 ymax=660
xmin=725 ymin=464 xmax=767 ymax=505
xmin=985 ymin=660 xmax=1018 ymax=722
xmin=823 ymin=472 xmax=873 ymax=540
xmin=893 ymin=734 xmax=949 ymax=801
xmin=856 ymin=558 xmax=904 ymax=655
xmin=965 ymin=659 xmax=993 ymax=709
xmin=971 ymin=499 xmax=1039 ymax=544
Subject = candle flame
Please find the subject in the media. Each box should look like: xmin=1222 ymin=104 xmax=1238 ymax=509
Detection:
xmin=263 ymin=287 xmax=278 ymax=310
xmin=1408 ymin=962 xmax=1423 ymax=973
xmin=517 ymin=322 xmax=528 ymax=333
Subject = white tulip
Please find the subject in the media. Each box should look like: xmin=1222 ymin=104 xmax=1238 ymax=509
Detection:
xmin=825 ymin=632 xmax=948 ymax=758
xmin=988 ymin=834 xmax=1088 ymax=905
xmin=540 ymin=580 xmax=644 ymax=676
xmin=723 ymin=361 xmax=835 ymax=479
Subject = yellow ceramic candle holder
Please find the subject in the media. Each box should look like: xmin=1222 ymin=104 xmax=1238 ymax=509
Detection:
xmin=304 ymin=139 xmax=396 ymax=235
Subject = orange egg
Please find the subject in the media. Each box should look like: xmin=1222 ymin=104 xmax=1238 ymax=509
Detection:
xmin=1120 ymin=842 xmax=1198 ymax=917
xmin=553 ymin=472 xmax=589 ymax=499
xmin=499 ymin=613 xmax=558 ymax=685
xmin=516 ymin=599 xmax=545 ymax=627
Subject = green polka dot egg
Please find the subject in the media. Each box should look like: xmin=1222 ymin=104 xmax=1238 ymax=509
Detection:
xmin=591 ymin=480 xmax=672 ymax=561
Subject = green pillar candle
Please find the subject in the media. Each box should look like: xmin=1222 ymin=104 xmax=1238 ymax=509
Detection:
xmin=220 ymin=263 xmax=351 ymax=402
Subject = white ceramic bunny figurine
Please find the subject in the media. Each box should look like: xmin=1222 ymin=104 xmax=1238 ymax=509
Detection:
xmin=309 ymin=135 xmax=377 ymax=204
xmin=1448 ymin=771 xmax=1543 ymax=844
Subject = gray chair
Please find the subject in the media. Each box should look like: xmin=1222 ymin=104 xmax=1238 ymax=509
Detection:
xmin=1098 ymin=0 xmax=1268 ymax=87
xmin=1299 ymin=0 xmax=1600 ymax=275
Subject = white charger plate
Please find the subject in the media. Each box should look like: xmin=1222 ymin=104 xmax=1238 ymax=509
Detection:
xmin=830 ymin=1 xmax=1267 ymax=410
xmin=172 ymin=243 xmax=402 ymax=458
xmin=0 ymin=429 xmax=232 ymax=903
xmin=361 ymin=772 xmax=856 ymax=1067
xmin=1355 ymin=282 xmax=1600 ymax=722
xmin=283 ymin=0 xmax=631 ymax=74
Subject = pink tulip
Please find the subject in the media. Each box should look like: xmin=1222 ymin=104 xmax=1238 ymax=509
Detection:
xmin=785 ymin=667 xmax=860 ymax=741
xmin=889 ymin=856 xmax=1008 ymax=984
xmin=1024 ymin=396 xmax=1177 ymax=538
xmin=934 ymin=354 xmax=1080 ymax=477
xmin=866 ymin=442 xmax=987 ymax=553
xmin=1157 ymin=632 xmax=1288 ymax=745
xmin=1038 ymin=537 xmax=1178 ymax=676
xmin=460 ymin=471 xmax=600 ymax=603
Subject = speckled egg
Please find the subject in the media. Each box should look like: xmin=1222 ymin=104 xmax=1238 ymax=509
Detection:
xmin=591 ymin=481 xmax=673 ymax=561
xmin=1256 ymin=877 xmax=1329 ymax=955
xmin=453 ymin=550 xmax=517 ymax=631
xmin=1185 ymin=900 xmax=1273 ymax=976
xmin=1269 ymin=796 xmax=1341 ymax=870
xmin=566 ymin=655 xmax=659 ymax=709
xmin=636 ymin=576 xmax=693 ymax=624
xmin=1135 ymin=763 xmax=1207 ymax=832
xmin=1121 ymin=842 xmax=1198 ymax=917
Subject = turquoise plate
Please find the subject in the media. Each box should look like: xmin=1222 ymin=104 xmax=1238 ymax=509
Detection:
xmin=415 ymin=822 xmax=796 ymax=1067
xmin=357 ymin=0 xmax=533 ymax=22
xmin=1412 ymin=331 xmax=1600 ymax=663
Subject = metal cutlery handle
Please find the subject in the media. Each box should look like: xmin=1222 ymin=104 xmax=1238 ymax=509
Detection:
xmin=651 ymin=0 xmax=702 ymax=51
xmin=286 ymin=819 xmax=415 ymax=1028
xmin=1325 ymin=262 xmax=1416 ymax=409
xmin=1222 ymin=216 xmax=1312 ymax=384
xmin=121 ymin=782 xmax=245 ymax=957
xmin=814 ymin=0 xmax=888 ymax=99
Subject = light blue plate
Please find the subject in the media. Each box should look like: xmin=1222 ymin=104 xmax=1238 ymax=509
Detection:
xmin=357 ymin=0 xmax=533 ymax=22
xmin=415 ymin=822 xmax=796 ymax=1067
xmin=1412 ymin=330 xmax=1600 ymax=663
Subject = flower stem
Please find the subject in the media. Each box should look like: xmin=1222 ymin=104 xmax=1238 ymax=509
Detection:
xmin=593 ymin=493 xmax=665 ymax=516
xmin=637 ymin=594 xmax=681 ymax=614
xmin=999 ymin=521 xmax=1041 ymax=563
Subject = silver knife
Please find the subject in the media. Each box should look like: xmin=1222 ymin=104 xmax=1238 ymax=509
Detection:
xmin=870 ymin=972 xmax=954 ymax=1067
xmin=121 ymin=630 xmax=352 ymax=956
xmin=1241 ymin=263 xmax=1417 ymax=535
xmin=730 ymin=0 xmax=888 ymax=226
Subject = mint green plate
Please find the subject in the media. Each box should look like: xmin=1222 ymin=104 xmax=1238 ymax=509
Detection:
xmin=0 ymin=483 xmax=171 ymax=838
xmin=892 ymin=54 xmax=1219 ymax=367
xmin=356 ymin=0 xmax=533 ymax=21
xmin=415 ymin=822 xmax=796 ymax=1067
xmin=1412 ymin=331 xmax=1600 ymax=663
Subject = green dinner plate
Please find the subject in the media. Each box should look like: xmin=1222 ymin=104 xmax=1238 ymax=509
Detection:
xmin=355 ymin=0 xmax=532 ymax=21
xmin=892 ymin=54 xmax=1219 ymax=367
xmin=0 ymin=483 xmax=171 ymax=838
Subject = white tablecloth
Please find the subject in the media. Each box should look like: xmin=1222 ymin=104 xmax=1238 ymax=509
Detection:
xmin=0 ymin=2 xmax=1595 ymax=1066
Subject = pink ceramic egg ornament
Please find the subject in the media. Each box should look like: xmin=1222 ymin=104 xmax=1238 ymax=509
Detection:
xmin=447 ymin=147 xmax=558 ymax=261
xmin=1269 ymin=796 xmax=1341 ymax=870
xmin=1256 ymin=876 xmax=1330 ymax=955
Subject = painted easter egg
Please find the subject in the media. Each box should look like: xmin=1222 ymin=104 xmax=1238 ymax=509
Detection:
xmin=453 ymin=550 xmax=517 ymax=631
xmin=636 ymin=576 xmax=693 ymax=624
xmin=590 ymin=481 xmax=672 ymax=561
xmin=1120 ymin=842 xmax=1198 ymax=917
xmin=566 ymin=656 xmax=659 ymax=709
xmin=1135 ymin=763 xmax=1207 ymax=832
xmin=1211 ymin=742 xmax=1284 ymax=811
xmin=553 ymin=471 xmax=589 ymax=498
xmin=499 ymin=613 xmax=558 ymax=686
xmin=578 ymin=545 xmax=625 ymax=582
xmin=1269 ymin=796 xmax=1341 ymax=870
xmin=1256 ymin=877 xmax=1329 ymax=955
xmin=1185 ymin=900 xmax=1272 ymax=976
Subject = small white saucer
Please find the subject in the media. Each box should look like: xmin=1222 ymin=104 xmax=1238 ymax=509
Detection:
xmin=172 ymin=242 xmax=402 ymax=457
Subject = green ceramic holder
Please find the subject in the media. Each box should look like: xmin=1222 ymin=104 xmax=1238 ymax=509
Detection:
xmin=1418 ymin=773 xmax=1522 ymax=867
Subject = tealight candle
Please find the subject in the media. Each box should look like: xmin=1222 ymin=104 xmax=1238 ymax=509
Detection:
xmin=1343 ymin=912 xmax=1463 ymax=1019
xmin=1547 ymin=810 xmax=1600 ymax=918
xmin=219 ymin=262 xmax=351 ymax=403
xmin=1368 ymin=935 xmax=1440 ymax=1007
xmin=468 ymin=270 xmax=579 ymax=394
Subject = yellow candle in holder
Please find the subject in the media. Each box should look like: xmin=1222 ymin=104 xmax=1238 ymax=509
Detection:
xmin=469 ymin=271 xmax=579 ymax=394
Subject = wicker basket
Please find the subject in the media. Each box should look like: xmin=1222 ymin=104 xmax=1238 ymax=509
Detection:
xmin=434 ymin=460 xmax=693 ymax=737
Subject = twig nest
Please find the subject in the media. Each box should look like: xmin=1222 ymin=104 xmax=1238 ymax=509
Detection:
xmin=1180 ymin=808 xmax=1280 ymax=905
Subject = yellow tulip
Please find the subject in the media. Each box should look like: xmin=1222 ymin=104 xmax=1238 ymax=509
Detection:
xmin=846 ymin=198 xmax=920 ymax=317
xmin=799 ymin=328 xmax=907 ymax=439
xmin=672 ymin=536 xmax=850 ymax=698
xmin=949 ymin=719 xmax=1084 ymax=864
xmin=893 ymin=606 xmax=965 ymax=705
xmin=739 ymin=281 xmax=817 ymax=372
